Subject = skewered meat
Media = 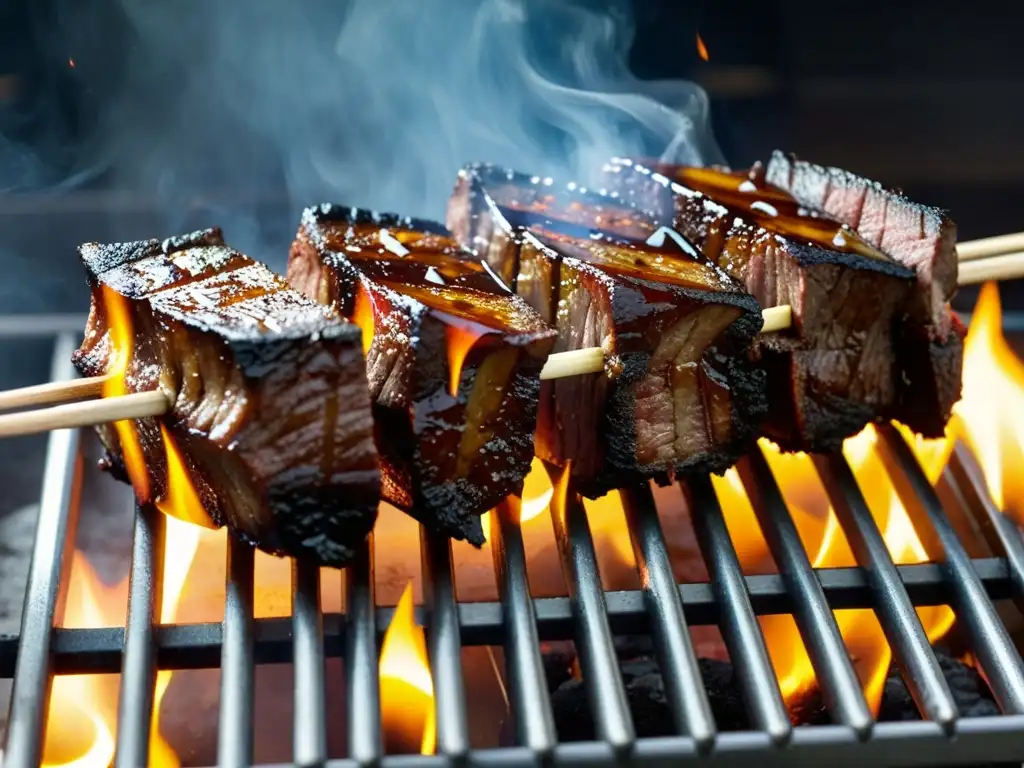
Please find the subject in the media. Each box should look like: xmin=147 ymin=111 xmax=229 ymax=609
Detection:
xmin=763 ymin=151 xmax=965 ymax=437
xmin=73 ymin=227 xmax=380 ymax=566
xmin=447 ymin=165 xmax=767 ymax=495
xmin=602 ymin=157 xmax=961 ymax=450
xmin=288 ymin=206 xmax=557 ymax=545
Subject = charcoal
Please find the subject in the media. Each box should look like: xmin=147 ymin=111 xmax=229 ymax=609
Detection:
xmin=879 ymin=648 xmax=999 ymax=721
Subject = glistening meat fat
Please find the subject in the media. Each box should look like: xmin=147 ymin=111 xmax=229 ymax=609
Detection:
xmin=447 ymin=165 xmax=768 ymax=496
xmin=288 ymin=206 xmax=557 ymax=546
xmin=73 ymin=227 xmax=380 ymax=567
xmin=602 ymin=157 xmax=961 ymax=450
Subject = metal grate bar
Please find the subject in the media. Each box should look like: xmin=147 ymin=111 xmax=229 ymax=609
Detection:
xmin=489 ymin=498 xmax=556 ymax=757
xmin=292 ymin=558 xmax=328 ymax=765
xmin=217 ymin=536 xmax=255 ymax=768
xmin=345 ymin=535 xmax=382 ymax=765
xmin=946 ymin=442 xmax=1024 ymax=598
xmin=737 ymin=448 xmax=874 ymax=738
xmin=2 ymin=334 xmax=82 ymax=768
xmin=812 ymin=452 xmax=958 ymax=731
xmin=876 ymin=424 xmax=1024 ymax=713
xmin=620 ymin=484 xmax=716 ymax=750
xmin=683 ymin=475 xmax=792 ymax=745
xmin=549 ymin=481 xmax=635 ymax=754
xmin=420 ymin=528 xmax=470 ymax=759
xmin=115 ymin=502 xmax=166 ymax=768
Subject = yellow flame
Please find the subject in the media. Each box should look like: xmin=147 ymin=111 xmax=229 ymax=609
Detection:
xmin=951 ymin=282 xmax=1024 ymax=518
xmin=100 ymin=286 xmax=150 ymax=500
xmin=379 ymin=582 xmax=436 ymax=755
xmin=156 ymin=425 xmax=216 ymax=528
xmin=481 ymin=458 xmax=554 ymax=541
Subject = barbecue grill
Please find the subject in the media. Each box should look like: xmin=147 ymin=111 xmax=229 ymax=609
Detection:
xmin=3 ymin=320 xmax=1024 ymax=768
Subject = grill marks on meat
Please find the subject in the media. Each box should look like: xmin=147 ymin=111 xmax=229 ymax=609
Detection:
xmin=448 ymin=164 xmax=767 ymax=495
xmin=602 ymin=158 xmax=947 ymax=451
xmin=288 ymin=206 xmax=557 ymax=545
xmin=72 ymin=228 xmax=380 ymax=567
xmin=764 ymin=151 xmax=965 ymax=437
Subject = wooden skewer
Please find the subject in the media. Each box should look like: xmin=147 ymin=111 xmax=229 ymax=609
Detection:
xmin=0 ymin=390 xmax=170 ymax=438
xmin=0 ymin=375 xmax=108 ymax=412
xmin=958 ymin=233 xmax=1024 ymax=263
xmin=958 ymin=252 xmax=1024 ymax=286
xmin=1 ymin=236 xmax=1020 ymax=419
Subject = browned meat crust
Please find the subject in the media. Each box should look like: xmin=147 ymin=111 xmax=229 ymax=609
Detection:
xmin=448 ymin=164 xmax=767 ymax=496
xmin=602 ymin=158 xmax=961 ymax=450
xmin=73 ymin=228 xmax=380 ymax=566
xmin=288 ymin=206 xmax=557 ymax=545
xmin=764 ymin=151 xmax=964 ymax=437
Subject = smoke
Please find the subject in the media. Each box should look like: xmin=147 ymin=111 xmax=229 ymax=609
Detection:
xmin=3 ymin=0 xmax=719 ymax=249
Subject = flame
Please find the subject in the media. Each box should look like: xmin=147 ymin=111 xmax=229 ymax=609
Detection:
xmin=156 ymin=425 xmax=216 ymax=528
xmin=950 ymin=282 xmax=1024 ymax=518
xmin=100 ymin=286 xmax=151 ymax=500
xmin=42 ymin=425 xmax=208 ymax=766
xmin=352 ymin=285 xmax=375 ymax=355
xmin=481 ymin=457 xmax=554 ymax=541
xmin=445 ymin=320 xmax=492 ymax=398
xmin=696 ymin=32 xmax=710 ymax=62
xmin=718 ymin=430 xmax=954 ymax=716
xmin=379 ymin=582 xmax=436 ymax=755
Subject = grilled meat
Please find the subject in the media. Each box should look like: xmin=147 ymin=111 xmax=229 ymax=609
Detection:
xmin=764 ymin=151 xmax=965 ymax=436
xmin=448 ymin=164 xmax=767 ymax=495
xmin=73 ymin=228 xmax=380 ymax=567
xmin=602 ymin=157 xmax=960 ymax=450
xmin=288 ymin=206 xmax=557 ymax=545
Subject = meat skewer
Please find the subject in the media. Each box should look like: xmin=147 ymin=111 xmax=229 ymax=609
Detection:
xmin=448 ymin=165 xmax=769 ymax=496
xmin=69 ymin=227 xmax=382 ymax=567
xmin=288 ymin=205 xmax=557 ymax=545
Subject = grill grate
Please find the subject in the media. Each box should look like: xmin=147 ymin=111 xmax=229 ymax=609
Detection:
xmin=2 ymin=325 xmax=1024 ymax=767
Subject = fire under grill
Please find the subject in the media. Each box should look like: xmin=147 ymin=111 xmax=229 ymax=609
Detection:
xmin=3 ymin=323 xmax=1024 ymax=767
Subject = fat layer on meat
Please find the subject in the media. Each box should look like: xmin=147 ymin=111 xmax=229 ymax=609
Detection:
xmin=288 ymin=206 xmax=557 ymax=545
xmin=73 ymin=227 xmax=380 ymax=566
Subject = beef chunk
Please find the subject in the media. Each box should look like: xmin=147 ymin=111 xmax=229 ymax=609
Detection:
xmin=73 ymin=228 xmax=380 ymax=567
xmin=764 ymin=151 xmax=964 ymax=437
xmin=288 ymin=206 xmax=557 ymax=545
xmin=448 ymin=164 xmax=766 ymax=495
xmin=602 ymin=158 xmax=957 ymax=451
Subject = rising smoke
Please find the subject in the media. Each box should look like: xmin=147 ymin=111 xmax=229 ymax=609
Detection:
xmin=2 ymin=0 xmax=719 ymax=268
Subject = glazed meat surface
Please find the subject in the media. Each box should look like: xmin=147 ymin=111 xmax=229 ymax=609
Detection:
xmin=448 ymin=164 xmax=767 ymax=495
xmin=602 ymin=157 xmax=958 ymax=450
xmin=288 ymin=206 xmax=557 ymax=545
xmin=764 ymin=151 xmax=965 ymax=436
xmin=73 ymin=228 xmax=380 ymax=566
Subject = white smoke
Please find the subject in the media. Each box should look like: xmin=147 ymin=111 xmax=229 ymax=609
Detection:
xmin=3 ymin=0 xmax=720 ymax=251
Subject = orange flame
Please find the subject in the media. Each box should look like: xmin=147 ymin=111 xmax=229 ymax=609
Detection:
xmin=100 ymin=286 xmax=150 ymax=500
xmin=696 ymin=32 xmax=710 ymax=62
xmin=156 ymin=425 xmax=215 ymax=528
xmin=950 ymin=282 xmax=1024 ymax=519
xmin=352 ymin=285 xmax=375 ymax=355
xmin=445 ymin=320 xmax=494 ymax=398
xmin=42 ymin=517 xmax=204 ymax=766
xmin=481 ymin=457 xmax=554 ymax=541
xmin=379 ymin=582 xmax=436 ymax=755
xmin=718 ymin=431 xmax=954 ymax=716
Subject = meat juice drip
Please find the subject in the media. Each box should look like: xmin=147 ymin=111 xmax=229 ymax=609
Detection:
xmin=672 ymin=164 xmax=891 ymax=262
xmin=99 ymin=285 xmax=152 ymax=500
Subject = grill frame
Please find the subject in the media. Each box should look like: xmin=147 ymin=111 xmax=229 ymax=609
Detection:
xmin=1 ymin=323 xmax=1024 ymax=767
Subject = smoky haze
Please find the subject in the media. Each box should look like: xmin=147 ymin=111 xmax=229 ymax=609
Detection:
xmin=1 ymin=0 xmax=719 ymax=291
